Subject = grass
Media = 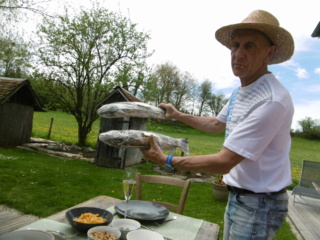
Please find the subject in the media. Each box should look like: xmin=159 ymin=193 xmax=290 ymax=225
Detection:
xmin=31 ymin=111 xmax=100 ymax=148
xmin=1 ymin=110 xmax=319 ymax=239
xmin=0 ymin=149 xmax=124 ymax=216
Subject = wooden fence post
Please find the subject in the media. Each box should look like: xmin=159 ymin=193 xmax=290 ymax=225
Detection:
xmin=47 ymin=118 xmax=54 ymax=139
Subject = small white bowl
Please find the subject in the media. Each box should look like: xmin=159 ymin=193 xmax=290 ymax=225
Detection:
xmin=87 ymin=226 xmax=121 ymax=240
xmin=111 ymin=219 xmax=141 ymax=240
xmin=126 ymin=229 xmax=164 ymax=240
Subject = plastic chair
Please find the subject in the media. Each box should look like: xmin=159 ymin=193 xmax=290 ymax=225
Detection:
xmin=292 ymin=160 xmax=320 ymax=205
xmin=136 ymin=173 xmax=191 ymax=214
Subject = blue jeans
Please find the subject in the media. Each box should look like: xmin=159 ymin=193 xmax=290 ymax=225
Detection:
xmin=223 ymin=191 xmax=288 ymax=240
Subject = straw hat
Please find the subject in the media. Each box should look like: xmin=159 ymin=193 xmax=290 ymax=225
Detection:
xmin=215 ymin=10 xmax=294 ymax=64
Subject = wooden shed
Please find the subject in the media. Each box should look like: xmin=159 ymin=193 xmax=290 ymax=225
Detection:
xmin=0 ymin=77 xmax=43 ymax=147
xmin=95 ymin=86 xmax=147 ymax=169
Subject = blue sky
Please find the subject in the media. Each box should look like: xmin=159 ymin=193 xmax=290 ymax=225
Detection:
xmin=269 ymin=38 xmax=320 ymax=129
xmin=42 ymin=0 xmax=320 ymax=129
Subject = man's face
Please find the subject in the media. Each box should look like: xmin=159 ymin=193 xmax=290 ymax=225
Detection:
xmin=230 ymin=29 xmax=277 ymax=84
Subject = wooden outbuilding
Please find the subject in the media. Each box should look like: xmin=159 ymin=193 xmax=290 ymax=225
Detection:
xmin=95 ymin=86 xmax=147 ymax=169
xmin=0 ymin=77 xmax=43 ymax=147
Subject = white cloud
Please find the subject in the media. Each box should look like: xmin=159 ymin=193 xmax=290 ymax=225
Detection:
xmin=280 ymin=60 xmax=299 ymax=68
xmin=304 ymin=85 xmax=320 ymax=93
xmin=295 ymin=68 xmax=309 ymax=79
xmin=314 ymin=68 xmax=320 ymax=75
xmin=279 ymin=61 xmax=311 ymax=80
xmin=211 ymin=75 xmax=240 ymax=91
xmin=293 ymin=36 xmax=318 ymax=52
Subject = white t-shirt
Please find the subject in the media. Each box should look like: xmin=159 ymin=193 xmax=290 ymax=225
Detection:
xmin=217 ymin=73 xmax=293 ymax=192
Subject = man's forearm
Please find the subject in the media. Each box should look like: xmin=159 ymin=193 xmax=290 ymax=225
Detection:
xmin=176 ymin=113 xmax=226 ymax=134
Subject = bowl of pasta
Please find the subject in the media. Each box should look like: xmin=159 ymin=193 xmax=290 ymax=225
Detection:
xmin=66 ymin=207 xmax=113 ymax=232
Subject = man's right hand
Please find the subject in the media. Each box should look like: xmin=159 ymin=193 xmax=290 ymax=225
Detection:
xmin=158 ymin=103 xmax=181 ymax=120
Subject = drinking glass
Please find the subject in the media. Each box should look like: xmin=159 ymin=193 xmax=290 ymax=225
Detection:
xmin=122 ymin=168 xmax=137 ymax=218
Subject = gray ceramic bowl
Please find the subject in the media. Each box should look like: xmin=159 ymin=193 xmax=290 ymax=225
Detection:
xmin=87 ymin=226 xmax=121 ymax=240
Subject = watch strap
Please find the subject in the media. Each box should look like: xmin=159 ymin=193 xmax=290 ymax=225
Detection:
xmin=164 ymin=154 xmax=174 ymax=170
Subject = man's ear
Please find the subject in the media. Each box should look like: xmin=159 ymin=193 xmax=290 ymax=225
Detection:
xmin=265 ymin=45 xmax=279 ymax=64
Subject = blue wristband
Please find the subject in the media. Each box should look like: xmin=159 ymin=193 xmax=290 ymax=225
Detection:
xmin=164 ymin=154 xmax=175 ymax=171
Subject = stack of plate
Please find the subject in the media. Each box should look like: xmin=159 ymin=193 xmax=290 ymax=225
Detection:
xmin=114 ymin=200 xmax=169 ymax=222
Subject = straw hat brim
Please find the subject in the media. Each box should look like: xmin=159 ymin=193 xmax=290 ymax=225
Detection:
xmin=215 ymin=22 xmax=294 ymax=64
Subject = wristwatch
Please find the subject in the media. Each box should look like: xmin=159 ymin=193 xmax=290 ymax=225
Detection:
xmin=164 ymin=154 xmax=174 ymax=170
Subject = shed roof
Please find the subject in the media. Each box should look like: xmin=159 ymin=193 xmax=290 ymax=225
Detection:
xmin=0 ymin=77 xmax=43 ymax=111
xmin=311 ymin=21 xmax=320 ymax=38
xmin=96 ymin=86 xmax=141 ymax=108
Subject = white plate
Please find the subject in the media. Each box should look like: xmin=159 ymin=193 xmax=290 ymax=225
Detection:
xmin=0 ymin=229 xmax=55 ymax=240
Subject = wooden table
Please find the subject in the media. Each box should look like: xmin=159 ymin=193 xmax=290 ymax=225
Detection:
xmin=47 ymin=195 xmax=220 ymax=240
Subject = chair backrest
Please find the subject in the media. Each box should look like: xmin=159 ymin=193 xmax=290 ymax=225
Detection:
xmin=136 ymin=173 xmax=191 ymax=214
xmin=299 ymin=160 xmax=320 ymax=188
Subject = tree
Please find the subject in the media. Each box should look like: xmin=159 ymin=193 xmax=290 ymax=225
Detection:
xmin=173 ymin=71 xmax=196 ymax=111
xmin=188 ymin=80 xmax=200 ymax=115
xmin=142 ymin=63 xmax=226 ymax=116
xmin=113 ymin=62 xmax=151 ymax=96
xmin=0 ymin=0 xmax=52 ymax=19
xmin=298 ymin=117 xmax=316 ymax=133
xmin=198 ymin=80 xmax=212 ymax=116
xmin=0 ymin=34 xmax=32 ymax=78
xmin=297 ymin=117 xmax=320 ymax=139
xmin=35 ymin=7 xmax=152 ymax=146
xmin=140 ymin=73 xmax=159 ymax=103
xmin=152 ymin=62 xmax=180 ymax=105
xmin=207 ymin=92 xmax=228 ymax=116
xmin=141 ymin=62 xmax=196 ymax=111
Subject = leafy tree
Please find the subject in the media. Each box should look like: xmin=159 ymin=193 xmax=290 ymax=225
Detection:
xmin=173 ymin=71 xmax=196 ymax=110
xmin=113 ymin=62 xmax=151 ymax=96
xmin=141 ymin=62 xmax=225 ymax=116
xmin=207 ymin=92 xmax=228 ymax=116
xmin=29 ymin=71 xmax=63 ymax=110
xmin=142 ymin=62 xmax=196 ymax=111
xmin=297 ymin=117 xmax=320 ymax=139
xmin=198 ymin=80 xmax=212 ymax=116
xmin=0 ymin=34 xmax=32 ymax=77
xmin=140 ymin=73 xmax=159 ymax=104
xmin=188 ymin=80 xmax=200 ymax=115
xmin=0 ymin=0 xmax=52 ymax=18
xmin=298 ymin=117 xmax=316 ymax=133
xmin=152 ymin=62 xmax=180 ymax=105
xmin=35 ymin=6 xmax=152 ymax=146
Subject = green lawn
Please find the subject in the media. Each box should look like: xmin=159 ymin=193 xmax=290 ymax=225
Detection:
xmin=1 ymin=111 xmax=319 ymax=239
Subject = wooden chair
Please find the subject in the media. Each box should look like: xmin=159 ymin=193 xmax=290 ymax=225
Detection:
xmin=292 ymin=160 xmax=320 ymax=205
xmin=136 ymin=173 xmax=191 ymax=214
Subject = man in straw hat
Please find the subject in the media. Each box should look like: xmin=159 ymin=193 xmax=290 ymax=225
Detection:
xmin=140 ymin=10 xmax=294 ymax=239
